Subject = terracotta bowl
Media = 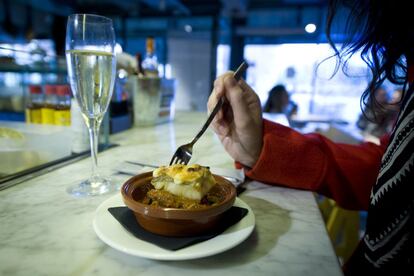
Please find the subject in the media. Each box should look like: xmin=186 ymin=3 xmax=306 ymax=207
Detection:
xmin=121 ymin=171 xmax=236 ymax=237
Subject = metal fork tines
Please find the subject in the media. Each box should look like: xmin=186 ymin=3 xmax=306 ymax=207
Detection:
xmin=169 ymin=61 xmax=248 ymax=165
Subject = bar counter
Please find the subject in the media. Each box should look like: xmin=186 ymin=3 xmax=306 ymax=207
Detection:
xmin=0 ymin=112 xmax=342 ymax=275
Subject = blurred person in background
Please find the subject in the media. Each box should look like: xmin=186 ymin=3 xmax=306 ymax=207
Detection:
xmin=356 ymin=86 xmax=395 ymax=137
xmin=208 ymin=0 xmax=413 ymax=274
xmin=263 ymin=84 xmax=298 ymax=120
xmin=390 ymin=88 xmax=403 ymax=105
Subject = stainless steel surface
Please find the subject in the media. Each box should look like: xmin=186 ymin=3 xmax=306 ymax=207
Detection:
xmin=125 ymin=160 xmax=157 ymax=168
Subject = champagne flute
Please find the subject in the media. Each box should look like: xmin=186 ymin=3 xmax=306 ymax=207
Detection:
xmin=65 ymin=14 xmax=116 ymax=196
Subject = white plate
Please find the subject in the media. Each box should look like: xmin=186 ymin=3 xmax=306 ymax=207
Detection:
xmin=93 ymin=194 xmax=255 ymax=261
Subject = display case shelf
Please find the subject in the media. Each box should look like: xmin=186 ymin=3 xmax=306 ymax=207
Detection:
xmin=0 ymin=64 xmax=67 ymax=74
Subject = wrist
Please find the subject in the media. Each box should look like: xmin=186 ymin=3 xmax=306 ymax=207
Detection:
xmin=238 ymin=140 xmax=262 ymax=168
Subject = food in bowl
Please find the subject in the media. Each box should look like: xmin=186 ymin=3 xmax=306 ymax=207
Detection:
xmin=144 ymin=164 xmax=221 ymax=209
xmin=121 ymin=165 xmax=237 ymax=236
xmin=152 ymin=164 xmax=216 ymax=200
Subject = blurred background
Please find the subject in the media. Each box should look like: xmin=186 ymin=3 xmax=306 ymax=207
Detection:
xmin=1 ymin=0 xmax=402 ymax=120
xmin=1 ymin=0 xmax=403 ymax=186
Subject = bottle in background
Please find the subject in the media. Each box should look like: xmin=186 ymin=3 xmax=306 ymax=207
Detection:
xmin=54 ymin=85 xmax=72 ymax=126
xmin=25 ymin=85 xmax=43 ymax=124
xmin=41 ymin=85 xmax=57 ymax=125
xmin=142 ymin=37 xmax=159 ymax=77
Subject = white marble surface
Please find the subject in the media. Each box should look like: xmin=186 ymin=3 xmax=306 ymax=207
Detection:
xmin=0 ymin=112 xmax=343 ymax=276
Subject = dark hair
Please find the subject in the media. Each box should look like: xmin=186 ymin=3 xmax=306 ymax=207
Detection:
xmin=263 ymin=85 xmax=289 ymax=113
xmin=325 ymin=0 xmax=413 ymax=118
xmin=269 ymin=85 xmax=287 ymax=95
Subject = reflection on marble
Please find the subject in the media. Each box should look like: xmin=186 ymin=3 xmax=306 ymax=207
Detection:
xmin=0 ymin=112 xmax=342 ymax=276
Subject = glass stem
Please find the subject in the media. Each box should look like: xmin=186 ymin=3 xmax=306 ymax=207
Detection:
xmin=88 ymin=118 xmax=101 ymax=184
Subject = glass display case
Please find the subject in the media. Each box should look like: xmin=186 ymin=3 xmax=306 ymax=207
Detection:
xmin=0 ymin=45 xmax=111 ymax=189
xmin=0 ymin=63 xmax=73 ymax=187
xmin=0 ymin=62 xmax=67 ymax=121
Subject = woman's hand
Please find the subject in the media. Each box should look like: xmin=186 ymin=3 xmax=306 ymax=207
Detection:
xmin=207 ymin=72 xmax=263 ymax=168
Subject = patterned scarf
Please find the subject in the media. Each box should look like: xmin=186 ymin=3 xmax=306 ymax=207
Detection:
xmin=345 ymin=84 xmax=414 ymax=274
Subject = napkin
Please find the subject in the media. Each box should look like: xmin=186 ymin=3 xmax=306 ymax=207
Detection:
xmin=108 ymin=206 xmax=248 ymax=251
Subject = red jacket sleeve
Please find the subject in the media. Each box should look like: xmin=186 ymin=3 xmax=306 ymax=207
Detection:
xmin=237 ymin=119 xmax=389 ymax=210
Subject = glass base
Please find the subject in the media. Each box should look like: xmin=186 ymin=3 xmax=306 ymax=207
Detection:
xmin=67 ymin=176 xmax=114 ymax=197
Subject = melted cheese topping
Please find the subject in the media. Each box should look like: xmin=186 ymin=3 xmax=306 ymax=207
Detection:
xmin=151 ymin=164 xmax=216 ymax=200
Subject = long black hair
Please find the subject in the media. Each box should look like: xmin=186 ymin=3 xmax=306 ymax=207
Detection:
xmin=325 ymin=0 xmax=413 ymax=117
xmin=263 ymin=85 xmax=289 ymax=113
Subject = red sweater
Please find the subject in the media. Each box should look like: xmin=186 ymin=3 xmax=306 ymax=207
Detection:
xmin=239 ymin=122 xmax=389 ymax=210
xmin=240 ymin=66 xmax=414 ymax=211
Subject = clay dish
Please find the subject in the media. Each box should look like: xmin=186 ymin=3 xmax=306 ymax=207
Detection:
xmin=121 ymin=172 xmax=236 ymax=237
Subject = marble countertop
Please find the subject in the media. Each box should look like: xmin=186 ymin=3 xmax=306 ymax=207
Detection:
xmin=0 ymin=112 xmax=343 ymax=276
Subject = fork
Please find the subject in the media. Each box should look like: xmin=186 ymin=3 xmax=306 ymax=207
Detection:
xmin=169 ymin=61 xmax=248 ymax=165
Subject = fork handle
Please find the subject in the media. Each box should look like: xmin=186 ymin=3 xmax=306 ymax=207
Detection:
xmin=189 ymin=61 xmax=248 ymax=146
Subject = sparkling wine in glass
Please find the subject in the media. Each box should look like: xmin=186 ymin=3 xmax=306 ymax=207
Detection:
xmin=65 ymin=14 xmax=116 ymax=196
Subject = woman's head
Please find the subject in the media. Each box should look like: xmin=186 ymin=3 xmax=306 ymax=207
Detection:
xmin=326 ymin=0 xmax=413 ymax=114
xmin=264 ymin=85 xmax=289 ymax=113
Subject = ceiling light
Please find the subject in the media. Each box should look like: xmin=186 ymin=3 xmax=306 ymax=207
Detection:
xmin=305 ymin=23 xmax=317 ymax=34
xmin=184 ymin=24 xmax=192 ymax=33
